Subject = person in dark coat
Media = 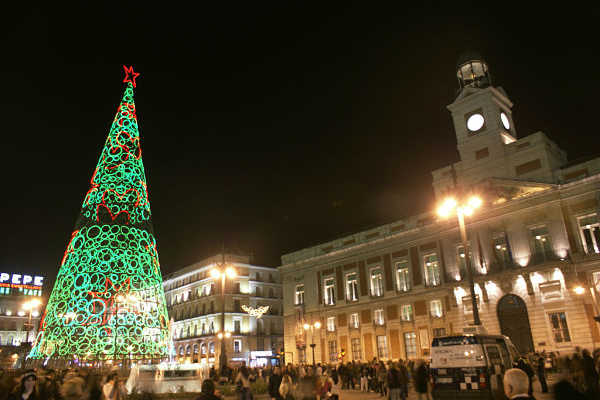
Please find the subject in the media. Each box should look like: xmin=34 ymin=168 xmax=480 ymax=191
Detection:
xmin=196 ymin=379 xmax=222 ymax=400
xmin=413 ymin=360 xmax=430 ymax=400
xmin=7 ymin=371 xmax=39 ymax=400
xmin=398 ymin=360 xmax=410 ymax=400
xmin=268 ymin=367 xmax=283 ymax=400
xmin=516 ymin=357 xmax=534 ymax=396
xmin=581 ymin=349 xmax=599 ymax=398
xmin=536 ymin=354 xmax=548 ymax=393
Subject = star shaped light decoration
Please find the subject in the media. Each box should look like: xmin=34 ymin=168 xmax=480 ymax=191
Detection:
xmin=123 ymin=65 xmax=140 ymax=87
xmin=241 ymin=304 xmax=270 ymax=319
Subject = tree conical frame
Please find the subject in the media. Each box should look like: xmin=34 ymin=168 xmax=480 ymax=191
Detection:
xmin=28 ymin=80 xmax=170 ymax=361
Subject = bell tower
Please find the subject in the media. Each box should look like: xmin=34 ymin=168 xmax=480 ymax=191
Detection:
xmin=431 ymin=52 xmax=567 ymax=199
xmin=449 ymin=52 xmax=517 ymax=164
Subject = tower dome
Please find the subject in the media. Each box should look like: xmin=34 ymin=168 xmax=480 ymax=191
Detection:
xmin=456 ymin=51 xmax=492 ymax=89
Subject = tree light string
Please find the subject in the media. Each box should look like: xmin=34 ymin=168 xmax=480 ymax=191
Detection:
xmin=28 ymin=72 xmax=170 ymax=361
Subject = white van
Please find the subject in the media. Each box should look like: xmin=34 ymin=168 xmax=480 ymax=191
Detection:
xmin=431 ymin=334 xmax=520 ymax=400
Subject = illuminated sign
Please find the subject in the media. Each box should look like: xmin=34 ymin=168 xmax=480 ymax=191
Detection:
xmin=0 ymin=273 xmax=44 ymax=289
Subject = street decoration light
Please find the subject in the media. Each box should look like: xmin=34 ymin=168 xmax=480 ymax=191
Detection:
xmin=241 ymin=305 xmax=270 ymax=319
xmin=22 ymin=299 xmax=42 ymax=344
xmin=210 ymin=263 xmax=237 ymax=369
xmin=303 ymin=321 xmax=321 ymax=365
xmin=437 ymin=194 xmax=483 ymax=326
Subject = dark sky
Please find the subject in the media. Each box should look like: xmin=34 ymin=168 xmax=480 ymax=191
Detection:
xmin=2 ymin=3 xmax=600 ymax=279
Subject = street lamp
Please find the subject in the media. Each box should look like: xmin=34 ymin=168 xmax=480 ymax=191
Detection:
xmin=438 ymin=195 xmax=483 ymax=326
xmin=211 ymin=264 xmax=237 ymax=369
xmin=303 ymin=321 xmax=321 ymax=365
xmin=22 ymin=299 xmax=41 ymax=344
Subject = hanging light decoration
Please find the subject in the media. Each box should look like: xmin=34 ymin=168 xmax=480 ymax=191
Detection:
xmin=241 ymin=305 xmax=270 ymax=318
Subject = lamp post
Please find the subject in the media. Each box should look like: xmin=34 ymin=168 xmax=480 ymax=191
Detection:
xmin=22 ymin=299 xmax=41 ymax=344
xmin=303 ymin=321 xmax=321 ymax=365
xmin=211 ymin=264 xmax=237 ymax=370
xmin=438 ymin=195 xmax=483 ymax=326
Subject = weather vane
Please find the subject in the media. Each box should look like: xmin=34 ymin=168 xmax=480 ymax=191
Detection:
xmin=241 ymin=305 xmax=270 ymax=319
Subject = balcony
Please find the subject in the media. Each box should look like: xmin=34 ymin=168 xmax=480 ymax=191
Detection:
xmin=530 ymin=251 xmax=560 ymax=266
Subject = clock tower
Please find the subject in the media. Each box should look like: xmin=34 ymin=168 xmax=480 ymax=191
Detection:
xmin=431 ymin=52 xmax=566 ymax=198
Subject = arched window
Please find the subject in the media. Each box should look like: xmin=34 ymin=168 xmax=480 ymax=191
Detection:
xmin=201 ymin=343 xmax=207 ymax=354
xmin=209 ymin=342 xmax=215 ymax=354
xmin=186 ymin=345 xmax=191 ymax=355
xmin=193 ymin=344 xmax=199 ymax=354
xmin=179 ymin=346 xmax=184 ymax=356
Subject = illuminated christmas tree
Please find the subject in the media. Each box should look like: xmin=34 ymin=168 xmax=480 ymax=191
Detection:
xmin=28 ymin=66 xmax=170 ymax=362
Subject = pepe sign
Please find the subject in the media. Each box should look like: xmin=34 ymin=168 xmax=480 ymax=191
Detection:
xmin=0 ymin=273 xmax=44 ymax=289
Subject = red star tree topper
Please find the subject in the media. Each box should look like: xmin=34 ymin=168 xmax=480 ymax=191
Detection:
xmin=123 ymin=65 xmax=140 ymax=87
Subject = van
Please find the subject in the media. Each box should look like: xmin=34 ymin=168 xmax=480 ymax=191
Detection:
xmin=431 ymin=334 xmax=520 ymax=400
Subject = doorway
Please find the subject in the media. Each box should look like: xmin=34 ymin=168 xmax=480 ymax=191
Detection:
xmin=497 ymin=294 xmax=534 ymax=354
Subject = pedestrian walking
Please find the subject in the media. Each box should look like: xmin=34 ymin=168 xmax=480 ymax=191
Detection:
xmin=414 ymin=360 xmax=430 ymax=400
xmin=269 ymin=367 xmax=283 ymax=400
xmin=235 ymin=365 xmax=253 ymax=400
xmin=536 ymin=354 xmax=548 ymax=393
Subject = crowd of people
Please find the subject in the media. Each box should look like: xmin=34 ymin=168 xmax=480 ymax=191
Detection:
xmin=0 ymin=367 xmax=127 ymax=400
xmin=1 ymin=347 xmax=599 ymax=400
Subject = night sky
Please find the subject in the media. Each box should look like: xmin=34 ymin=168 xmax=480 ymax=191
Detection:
xmin=2 ymin=3 xmax=600 ymax=281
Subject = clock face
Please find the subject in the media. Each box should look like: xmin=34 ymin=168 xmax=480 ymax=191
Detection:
xmin=467 ymin=113 xmax=485 ymax=132
xmin=500 ymin=112 xmax=510 ymax=130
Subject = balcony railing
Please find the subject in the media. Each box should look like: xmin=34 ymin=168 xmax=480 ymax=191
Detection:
xmin=530 ymin=251 xmax=559 ymax=266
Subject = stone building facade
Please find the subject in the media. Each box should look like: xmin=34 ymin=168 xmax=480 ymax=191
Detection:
xmin=164 ymin=254 xmax=284 ymax=366
xmin=279 ymin=55 xmax=600 ymax=364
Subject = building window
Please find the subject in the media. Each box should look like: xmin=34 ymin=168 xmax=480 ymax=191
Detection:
xmin=457 ymin=245 xmax=473 ymax=280
xmin=234 ymin=300 xmax=241 ymax=312
xmin=424 ymin=253 xmax=441 ymax=287
xmin=432 ymin=327 xmax=446 ymax=338
xmin=404 ymin=332 xmax=417 ymax=358
xmin=593 ymin=271 xmax=600 ymax=295
xmin=376 ymin=335 xmax=388 ymax=359
xmin=328 ymin=340 xmax=338 ymax=362
xmin=374 ymin=309 xmax=385 ymax=326
xmin=324 ymin=277 xmax=336 ymax=305
xmin=370 ymin=268 xmax=384 ymax=297
xmin=295 ymin=284 xmax=305 ymax=305
xmin=396 ymin=261 xmax=411 ymax=292
xmin=193 ymin=344 xmax=199 ymax=354
xmin=209 ymin=321 xmax=214 ymax=334
xmin=234 ymin=319 xmax=241 ymax=334
xmin=346 ymin=273 xmax=359 ymax=301
xmin=209 ymin=342 xmax=215 ymax=354
xmin=578 ymin=214 xmax=600 ymax=254
xmin=351 ymin=338 xmax=361 ymax=360
xmin=350 ymin=313 xmax=360 ymax=328
xmin=430 ymin=299 xmax=443 ymax=318
xmin=548 ymin=312 xmax=571 ymax=343
xmin=531 ymin=226 xmax=554 ymax=263
xmin=419 ymin=328 xmax=430 ymax=350
xmin=462 ymin=295 xmax=480 ymax=313
xmin=493 ymin=234 xmax=512 ymax=267
xmin=201 ymin=343 xmax=207 ymax=354
xmin=401 ymin=304 xmax=413 ymax=321
xmin=201 ymin=323 xmax=206 ymax=335
xmin=327 ymin=316 xmax=336 ymax=332
xmin=233 ymin=339 xmax=242 ymax=353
